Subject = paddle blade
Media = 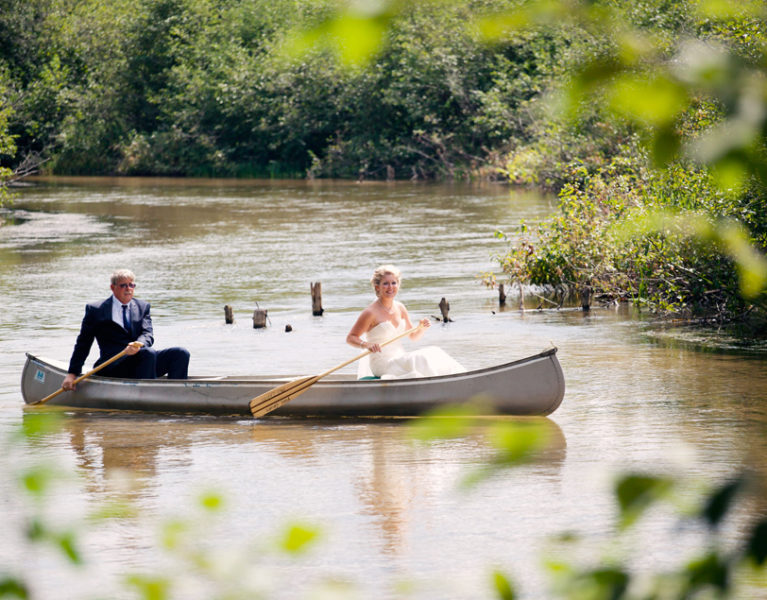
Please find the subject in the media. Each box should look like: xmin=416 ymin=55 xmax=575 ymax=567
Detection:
xmin=249 ymin=323 xmax=422 ymax=418
xmin=249 ymin=376 xmax=317 ymax=417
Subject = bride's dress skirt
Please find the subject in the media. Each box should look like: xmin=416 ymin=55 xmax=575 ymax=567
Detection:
xmin=357 ymin=321 xmax=465 ymax=380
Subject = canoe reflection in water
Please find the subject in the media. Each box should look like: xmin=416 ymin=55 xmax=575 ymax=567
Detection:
xmin=38 ymin=412 xmax=566 ymax=558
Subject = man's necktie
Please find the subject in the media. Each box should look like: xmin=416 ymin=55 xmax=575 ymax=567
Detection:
xmin=122 ymin=304 xmax=131 ymax=331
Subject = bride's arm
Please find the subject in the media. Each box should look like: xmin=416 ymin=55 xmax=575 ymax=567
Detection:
xmin=401 ymin=305 xmax=430 ymax=340
xmin=346 ymin=308 xmax=381 ymax=352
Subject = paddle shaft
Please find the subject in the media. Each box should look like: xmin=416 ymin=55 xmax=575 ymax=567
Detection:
xmin=250 ymin=323 xmax=423 ymax=417
xmin=33 ymin=342 xmax=143 ymax=406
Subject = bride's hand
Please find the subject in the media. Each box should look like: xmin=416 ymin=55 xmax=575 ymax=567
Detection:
xmin=419 ymin=318 xmax=431 ymax=329
xmin=366 ymin=342 xmax=381 ymax=353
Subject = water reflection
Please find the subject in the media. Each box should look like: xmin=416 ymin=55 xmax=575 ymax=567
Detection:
xmin=50 ymin=411 xmax=565 ymax=559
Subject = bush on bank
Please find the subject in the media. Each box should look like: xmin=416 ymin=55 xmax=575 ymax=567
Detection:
xmin=488 ymin=159 xmax=767 ymax=323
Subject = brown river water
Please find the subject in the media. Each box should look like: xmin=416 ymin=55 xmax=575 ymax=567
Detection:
xmin=1 ymin=177 xmax=766 ymax=599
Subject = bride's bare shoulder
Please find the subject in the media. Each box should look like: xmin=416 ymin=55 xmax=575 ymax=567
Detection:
xmin=357 ymin=305 xmax=380 ymax=328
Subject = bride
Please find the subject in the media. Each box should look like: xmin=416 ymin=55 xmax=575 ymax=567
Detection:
xmin=346 ymin=264 xmax=465 ymax=379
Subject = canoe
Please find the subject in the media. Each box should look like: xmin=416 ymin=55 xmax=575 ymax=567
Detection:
xmin=20 ymin=348 xmax=565 ymax=417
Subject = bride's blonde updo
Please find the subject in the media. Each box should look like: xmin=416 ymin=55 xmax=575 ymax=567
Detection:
xmin=371 ymin=264 xmax=402 ymax=296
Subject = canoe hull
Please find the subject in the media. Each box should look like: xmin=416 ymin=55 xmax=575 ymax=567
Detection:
xmin=21 ymin=349 xmax=565 ymax=417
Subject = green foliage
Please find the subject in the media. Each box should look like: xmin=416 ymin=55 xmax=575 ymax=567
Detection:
xmin=481 ymin=0 xmax=767 ymax=322
xmin=545 ymin=563 xmax=630 ymax=600
xmin=409 ymin=402 xmax=554 ymax=488
xmin=0 ymin=84 xmax=17 ymax=207
xmin=0 ymin=577 xmax=28 ymax=599
xmin=407 ymin=401 xmax=492 ymax=439
xmin=198 ymin=489 xmax=225 ymax=512
xmin=20 ymin=464 xmax=58 ymax=498
xmin=408 ymin=404 xmax=767 ymax=600
xmin=492 ymin=569 xmax=517 ymax=600
xmin=125 ymin=575 xmax=171 ymax=600
xmin=17 ymin=412 xmax=63 ymax=439
xmin=2 ymin=411 xmax=338 ymax=599
xmin=279 ymin=522 xmax=322 ymax=555
xmin=543 ymin=481 xmax=767 ymax=599
xmin=3 ymin=0 xmax=767 ymax=186
xmin=8 ymin=441 xmax=86 ymax=571
xmin=489 ymin=159 xmax=767 ymax=320
xmin=3 ymin=405 xmax=766 ymax=600
xmin=487 ymin=164 xmax=640 ymax=304
xmin=0 ymin=0 xmax=571 ymax=178
xmin=615 ymin=473 xmax=675 ymax=529
xmin=747 ymin=519 xmax=767 ymax=566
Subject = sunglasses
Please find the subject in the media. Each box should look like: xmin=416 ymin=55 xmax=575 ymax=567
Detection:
xmin=117 ymin=282 xmax=136 ymax=289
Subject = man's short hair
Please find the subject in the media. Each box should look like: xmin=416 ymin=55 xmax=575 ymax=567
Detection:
xmin=110 ymin=269 xmax=136 ymax=285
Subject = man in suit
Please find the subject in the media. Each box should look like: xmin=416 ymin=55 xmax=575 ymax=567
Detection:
xmin=61 ymin=269 xmax=190 ymax=390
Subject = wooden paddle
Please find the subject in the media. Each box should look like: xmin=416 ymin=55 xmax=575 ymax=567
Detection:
xmin=249 ymin=323 xmax=423 ymax=418
xmin=32 ymin=342 xmax=144 ymax=406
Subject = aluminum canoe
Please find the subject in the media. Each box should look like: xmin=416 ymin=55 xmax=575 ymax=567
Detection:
xmin=21 ymin=348 xmax=565 ymax=417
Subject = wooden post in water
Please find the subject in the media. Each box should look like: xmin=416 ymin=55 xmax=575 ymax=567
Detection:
xmin=253 ymin=309 xmax=268 ymax=328
xmin=517 ymin=281 xmax=525 ymax=311
xmin=498 ymin=284 xmax=506 ymax=306
xmin=580 ymin=285 xmax=592 ymax=312
xmin=311 ymin=282 xmax=324 ymax=316
xmin=224 ymin=305 xmax=234 ymax=324
xmin=438 ymin=297 xmax=452 ymax=322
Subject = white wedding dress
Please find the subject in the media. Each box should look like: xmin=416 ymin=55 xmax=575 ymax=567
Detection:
xmin=357 ymin=321 xmax=465 ymax=380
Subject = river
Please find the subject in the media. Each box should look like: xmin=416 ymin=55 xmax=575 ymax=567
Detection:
xmin=1 ymin=177 xmax=765 ymax=599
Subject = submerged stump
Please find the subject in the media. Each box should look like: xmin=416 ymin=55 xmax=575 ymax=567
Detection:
xmin=311 ymin=281 xmax=324 ymax=316
xmin=253 ymin=309 xmax=268 ymax=328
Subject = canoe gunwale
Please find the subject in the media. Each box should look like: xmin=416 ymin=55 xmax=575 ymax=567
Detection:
xmin=23 ymin=347 xmax=559 ymax=386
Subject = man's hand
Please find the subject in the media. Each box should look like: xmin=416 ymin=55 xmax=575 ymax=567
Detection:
xmin=125 ymin=340 xmax=143 ymax=355
xmin=61 ymin=373 xmax=77 ymax=391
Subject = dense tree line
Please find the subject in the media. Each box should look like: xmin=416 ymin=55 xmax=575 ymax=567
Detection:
xmin=0 ymin=0 xmax=571 ymax=179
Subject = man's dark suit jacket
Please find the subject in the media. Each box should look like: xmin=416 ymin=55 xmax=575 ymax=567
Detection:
xmin=68 ymin=296 xmax=154 ymax=375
